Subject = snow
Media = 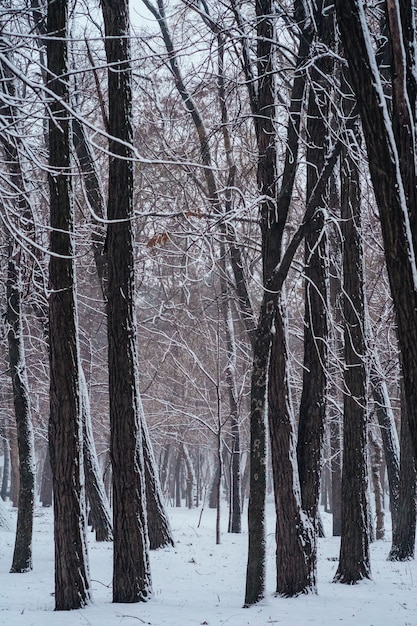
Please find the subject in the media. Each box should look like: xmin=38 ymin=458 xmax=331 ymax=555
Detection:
xmin=1 ymin=499 xmax=417 ymax=626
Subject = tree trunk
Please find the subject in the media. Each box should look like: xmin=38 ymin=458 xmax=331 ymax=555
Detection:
xmin=228 ymin=413 xmax=242 ymax=533
xmin=160 ymin=444 xmax=170 ymax=496
xmin=142 ymin=420 xmax=174 ymax=549
xmin=0 ymin=37 xmax=36 ymax=573
xmin=334 ymin=0 xmax=417 ymax=474
xmin=334 ymin=142 xmax=370 ymax=583
xmin=388 ymin=382 xmax=417 ymax=560
xmin=102 ymin=0 xmax=151 ymax=602
xmin=80 ymin=369 xmax=113 ymax=542
xmin=370 ymin=357 xmax=400 ymax=533
xmin=1 ymin=435 xmax=10 ymax=500
xmin=174 ymin=447 xmax=182 ymax=507
xmin=39 ymin=446 xmax=52 ymax=508
xmin=182 ymin=443 xmax=196 ymax=510
xmin=297 ymin=1 xmax=331 ymax=532
xmin=369 ymin=424 xmax=385 ymax=540
xmin=269 ymin=304 xmax=316 ymax=596
xmin=47 ymin=0 xmax=91 ymax=609
xmin=330 ymin=415 xmax=342 ymax=536
xmin=9 ymin=430 xmax=19 ymax=508
xmin=7 ymin=242 xmax=36 ymax=573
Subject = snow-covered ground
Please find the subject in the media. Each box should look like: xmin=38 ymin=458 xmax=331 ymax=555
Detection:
xmin=1 ymin=499 xmax=416 ymax=626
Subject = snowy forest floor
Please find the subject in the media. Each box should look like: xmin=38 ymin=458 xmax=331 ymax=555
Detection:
xmin=1 ymin=498 xmax=416 ymax=626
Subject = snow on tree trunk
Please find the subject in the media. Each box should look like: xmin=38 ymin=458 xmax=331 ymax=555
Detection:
xmin=369 ymin=424 xmax=385 ymax=540
xmin=0 ymin=45 xmax=36 ymax=573
xmin=79 ymin=368 xmax=113 ymax=542
xmin=7 ymin=245 xmax=36 ymax=574
xmin=47 ymin=0 xmax=91 ymax=609
xmin=297 ymin=1 xmax=332 ymax=535
xmin=102 ymin=0 xmax=152 ymax=602
xmin=334 ymin=0 xmax=417 ymax=473
xmin=370 ymin=356 xmax=400 ymax=534
xmin=334 ymin=140 xmax=370 ymax=584
xmin=269 ymin=304 xmax=316 ymax=596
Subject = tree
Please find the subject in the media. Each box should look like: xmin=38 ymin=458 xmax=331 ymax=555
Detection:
xmin=334 ymin=118 xmax=370 ymax=583
xmin=297 ymin=0 xmax=332 ymax=537
xmin=101 ymin=0 xmax=152 ymax=602
xmin=47 ymin=0 xmax=91 ymax=609
xmin=334 ymin=0 xmax=417 ymax=471
xmin=0 ymin=35 xmax=36 ymax=573
xmin=388 ymin=380 xmax=417 ymax=560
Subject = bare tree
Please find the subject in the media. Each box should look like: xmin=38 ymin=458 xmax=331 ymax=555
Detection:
xmin=334 ymin=118 xmax=370 ymax=583
xmin=47 ymin=0 xmax=91 ymax=609
xmin=101 ymin=0 xmax=152 ymax=602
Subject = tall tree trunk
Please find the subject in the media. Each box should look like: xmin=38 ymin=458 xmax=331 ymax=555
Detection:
xmin=244 ymin=0 xmax=314 ymax=604
xmin=47 ymin=0 xmax=91 ymax=609
xmin=0 ymin=41 xmax=36 ymax=573
xmin=297 ymin=0 xmax=331 ymax=534
xmin=334 ymin=141 xmax=370 ymax=583
xmin=334 ymin=0 xmax=417 ymax=473
xmin=269 ymin=304 xmax=316 ymax=596
xmin=102 ymin=0 xmax=152 ymax=602
xmin=388 ymin=381 xmax=417 ymax=560
xmin=7 ymin=242 xmax=35 ymax=573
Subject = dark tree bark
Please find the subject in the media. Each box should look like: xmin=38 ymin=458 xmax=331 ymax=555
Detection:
xmin=9 ymin=430 xmax=19 ymax=508
xmin=328 ymin=199 xmax=343 ymax=538
xmin=7 ymin=242 xmax=35 ymax=573
xmin=330 ymin=415 xmax=342 ymax=536
xmin=269 ymin=305 xmax=316 ymax=597
xmin=334 ymin=0 xmax=417 ymax=472
xmin=388 ymin=382 xmax=417 ymax=560
xmin=47 ymin=0 xmax=91 ymax=609
xmin=334 ymin=142 xmax=370 ymax=584
xmin=209 ymin=459 xmax=219 ymax=509
xmin=102 ymin=0 xmax=151 ymax=602
xmin=1 ymin=435 xmax=10 ymax=500
xmin=297 ymin=1 xmax=332 ymax=533
xmin=40 ymin=446 xmax=52 ymax=508
xmin=244 ymin=0 xmax=315 ymax=604
xmin=370 ymin=357 xmax=400 ymax=533
xmin=228 ymin=409 xmax=242 ymax=534
xmin=80 ymin=369 xmax=113 ymax=542
xmin=174 ymin=447 xmax=182 ymax=507
xmin=0 ymin=43 xmax=36 ymax=573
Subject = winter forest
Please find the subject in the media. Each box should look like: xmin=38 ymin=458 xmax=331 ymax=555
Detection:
xmin=1 ymin=0 xmax=417 ymax=623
